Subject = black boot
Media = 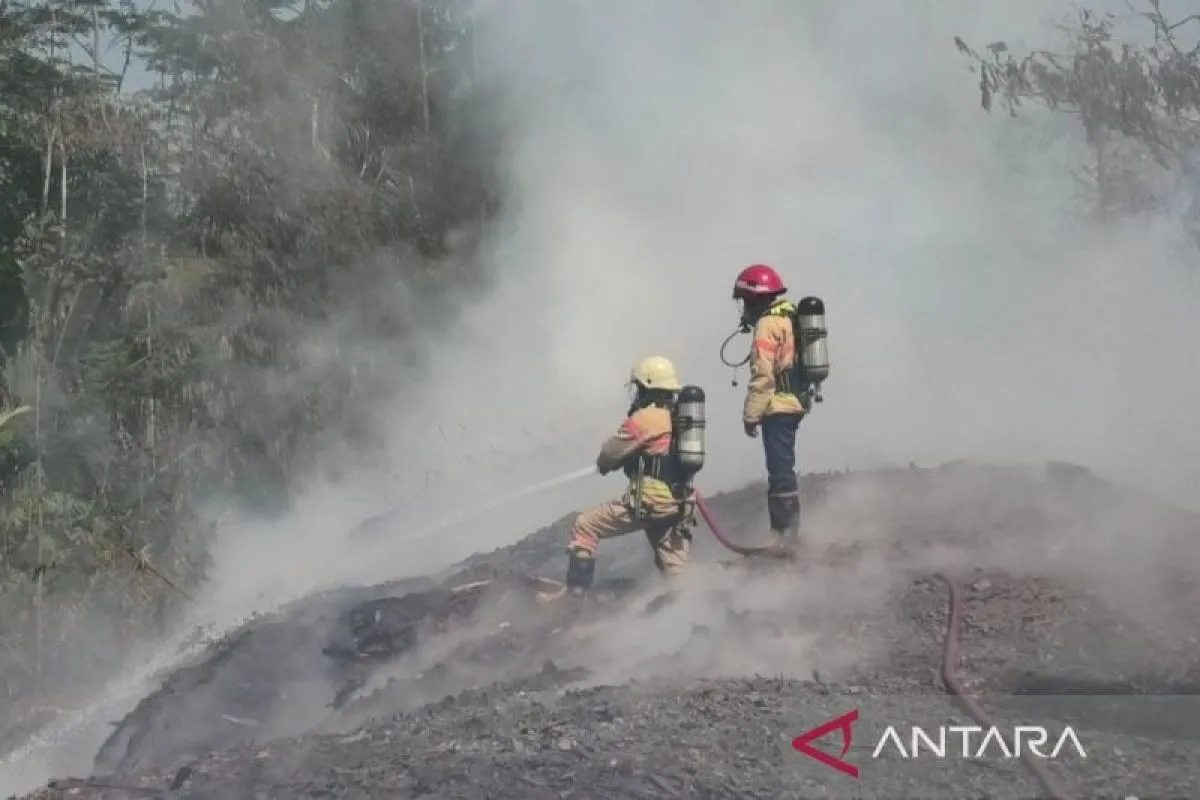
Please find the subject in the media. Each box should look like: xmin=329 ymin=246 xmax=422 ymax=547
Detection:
xmin=766 ymin=492 xmax=801 ymax=557
xmin=767 ymin=493 xmax=795 ymax=537
xmin=779 ymin=494 xmax=801 ymax=539
xmin=565 ymin=548 xmax=595 ymax=595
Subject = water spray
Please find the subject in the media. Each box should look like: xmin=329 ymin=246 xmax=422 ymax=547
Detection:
xmin=350 ymin=465 xmax=599 ymax=544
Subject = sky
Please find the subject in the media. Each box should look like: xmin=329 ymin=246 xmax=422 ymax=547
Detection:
xmin=101 ymin=0 xmax=1197 ymax=95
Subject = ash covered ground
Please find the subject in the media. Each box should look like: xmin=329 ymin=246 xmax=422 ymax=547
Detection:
xmin=13 ymin=461 xmax=1200 ymax=799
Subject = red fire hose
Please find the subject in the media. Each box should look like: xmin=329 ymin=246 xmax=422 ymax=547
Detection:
xmin=694 ymin=490 xmax=790 ymax=557
xmin=938 ymin=576 xmax=1074 ymax=800
xmin=693 ymin=490 xmax=1073 ymax=799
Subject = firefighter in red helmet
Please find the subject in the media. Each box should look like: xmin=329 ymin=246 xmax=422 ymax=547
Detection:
xmin=731 ymin=264 xmax=808 ymax=553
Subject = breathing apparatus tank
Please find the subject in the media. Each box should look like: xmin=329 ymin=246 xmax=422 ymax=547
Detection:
xmin=794 ymin=296 xmax=830 ymax=403
xmin=671 ymin=385 xmax=706 ymax=480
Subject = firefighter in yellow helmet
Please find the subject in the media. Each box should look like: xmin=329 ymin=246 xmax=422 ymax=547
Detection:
xmin=541 ymin=356 xmax=695 ymax=602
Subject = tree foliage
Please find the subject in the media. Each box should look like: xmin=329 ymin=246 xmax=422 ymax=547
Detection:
xmin=954 ymin=0 xmax=1200 ymax=221
xmin=0 ymin=0 xmax=494 ymax=709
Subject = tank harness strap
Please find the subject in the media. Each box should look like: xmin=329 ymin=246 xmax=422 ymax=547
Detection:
xmin=767 ymin=302 xmax=801 ymax=396
xmin=628 ymin=453 xmax=692 ymax=521
xmin=776 ymin=371 xmax=815 ymax=409
xmin=642 ymin=454 xmax=666 ymax=480
xmin=641 ymin=453 xmax=688 ymax=486
xmin=676 ymin=492 xmax=696 ymax=531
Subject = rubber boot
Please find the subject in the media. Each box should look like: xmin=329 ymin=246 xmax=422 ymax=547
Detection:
xmin=565 ymin=548 xmax=595 ymax=595
xmin=537 ymin=548 xmax=595 ymax=606
xmin=779 ymin=494 xmax=801 ymax=540
xmin=765 ymin=493 xmax=800 ymax=557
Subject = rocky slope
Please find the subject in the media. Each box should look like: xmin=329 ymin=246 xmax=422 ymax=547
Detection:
xmin=14 ymin=461 xmax=1200 ymax=799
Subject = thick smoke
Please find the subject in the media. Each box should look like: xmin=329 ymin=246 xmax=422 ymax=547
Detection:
xmin=6 ymin=0 xmax=1200 ymax=794
xmin=198 ymin=0 xmax=1200 ymax=618
xmin=341 ymin=0 xmax=1200 ymax=691
xmin=365 ymin=0 xmax=1200 ymax=530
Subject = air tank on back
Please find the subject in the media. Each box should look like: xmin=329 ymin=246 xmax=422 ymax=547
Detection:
xmin=796 ymin=296 xmax=829 ymax=403
xmin=672 ymin=385 xmax=706 ymax=479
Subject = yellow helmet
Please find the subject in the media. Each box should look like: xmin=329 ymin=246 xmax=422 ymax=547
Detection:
xmin=629 ymin=356 xmax=681 ymax=391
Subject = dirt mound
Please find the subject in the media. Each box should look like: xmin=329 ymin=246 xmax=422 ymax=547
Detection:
xmin=21 ymin=461 xmax=1200 ymax=798
xmin=26 ymin=672 xmax=1200 ymax=799
xmin=88 ymin=504 xmax=660 ymax=776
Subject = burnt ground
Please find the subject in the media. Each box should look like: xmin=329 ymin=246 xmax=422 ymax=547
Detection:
xmin=12 ymin=460 xmax=1200 ymax=799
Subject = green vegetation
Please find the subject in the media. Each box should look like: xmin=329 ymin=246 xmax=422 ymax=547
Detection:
xmin=0 ymin=0 xmax=491 ymax=710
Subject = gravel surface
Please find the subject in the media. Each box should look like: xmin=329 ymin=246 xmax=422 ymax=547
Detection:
xmin=12 ymin=460 xmax=1200 ymax=799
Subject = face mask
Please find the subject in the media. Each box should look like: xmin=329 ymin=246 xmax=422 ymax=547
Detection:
xmin=736 ymin=297 xmax=756 ymax=330
xmin=627 ymin=381 xmax=641 ymax=408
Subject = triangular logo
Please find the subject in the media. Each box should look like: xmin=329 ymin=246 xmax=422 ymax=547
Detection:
xmin=792 ymin=708 xmax=859 ymax=779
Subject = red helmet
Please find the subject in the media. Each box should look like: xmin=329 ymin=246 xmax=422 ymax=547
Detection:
xmin=732 ymin=264 xmax=786 ymax=299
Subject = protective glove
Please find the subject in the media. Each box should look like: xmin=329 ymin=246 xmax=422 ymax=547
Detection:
xmin=596 ymin=452 xmax=627 ymax=475
xmin=743 ymin=420 xmax=759 ymax=438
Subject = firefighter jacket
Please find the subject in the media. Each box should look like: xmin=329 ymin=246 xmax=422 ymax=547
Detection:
xmin=742 ymin=298 xmax=808 ymax=425
xmin=594 ymin=405 xmax=687 ymax=518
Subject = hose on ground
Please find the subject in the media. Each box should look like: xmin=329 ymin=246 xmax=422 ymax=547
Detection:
xmin=937 ymin=575 xmax=1074 ymax=800
xmin=694 ymin=490 xmax=783 ymax=557
xmin=693 ymin=490 xmax=1074 ymax=798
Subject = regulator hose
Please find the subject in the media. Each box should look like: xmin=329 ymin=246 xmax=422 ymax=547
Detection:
xmin=719 ymin=327 xmax=751 ymax=368
xmin=720 ymin=327 xmax=752 ymax=387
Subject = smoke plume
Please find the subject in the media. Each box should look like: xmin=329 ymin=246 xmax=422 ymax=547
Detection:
xmin=7 ymin=0 xmax=1200 ymax=794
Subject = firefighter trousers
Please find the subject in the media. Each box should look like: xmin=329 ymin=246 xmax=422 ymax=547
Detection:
xmin=567 ymin=499 xmax=691 ymax=575
xmin=762 ymin=412 xmax=802 ymax=536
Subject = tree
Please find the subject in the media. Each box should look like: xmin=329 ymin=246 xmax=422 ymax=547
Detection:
xmin=954 ymin=1 xmax=1200 ymax=223
xmin=0 ymin=0 xmax=499 ymax=716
